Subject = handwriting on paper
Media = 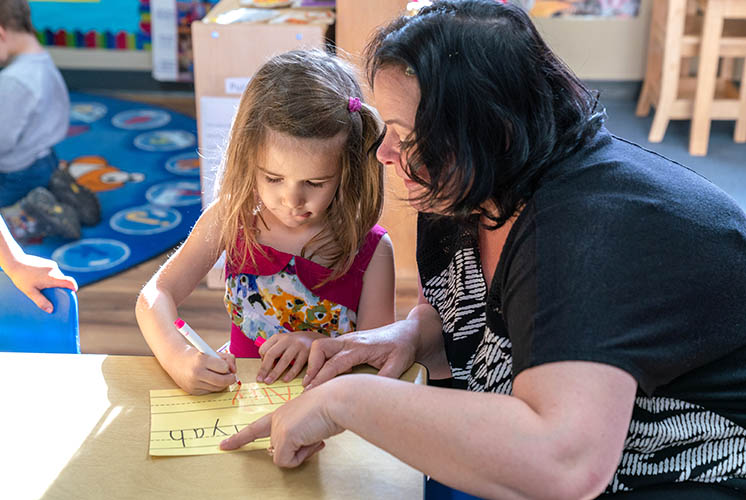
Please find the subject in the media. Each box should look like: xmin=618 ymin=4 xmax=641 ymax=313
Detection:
xmin=149 ymin=379 xmax=304 ymax=456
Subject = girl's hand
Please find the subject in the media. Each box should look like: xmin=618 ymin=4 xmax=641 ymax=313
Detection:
xmin=6 ymin=253 xmax=78 ymax=313
xmin=220 ymin=377 xmax=345 ymax=467
xmin=257 ymin=331 xmax=327 ymax=385
xmin=170 ymin=348 xmax=238 ymax=395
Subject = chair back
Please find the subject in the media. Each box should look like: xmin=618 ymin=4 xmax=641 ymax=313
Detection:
xmin=0 ymin=271 xmax=80 ymax=353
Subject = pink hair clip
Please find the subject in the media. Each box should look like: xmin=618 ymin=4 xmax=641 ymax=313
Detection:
xmin=348 ymin=97 xmax=362 ymax=113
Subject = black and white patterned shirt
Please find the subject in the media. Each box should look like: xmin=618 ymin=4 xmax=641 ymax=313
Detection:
xmin=416 ymin=130 xmax=746 ymax=496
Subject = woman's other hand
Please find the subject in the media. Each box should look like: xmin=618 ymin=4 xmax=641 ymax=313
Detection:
xmin=303 ymin=325 xmax=417 ymax=389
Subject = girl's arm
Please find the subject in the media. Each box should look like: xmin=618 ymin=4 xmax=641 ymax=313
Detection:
xmin=0 ymin=215 xmax=77 ymax=312
xmin=355 ymin=233 xmax=395 ymax=330
xmin=135 ymin=203 xmax=236 ymax=394
xmin=223 ymin=360 xmax=637 ymax=500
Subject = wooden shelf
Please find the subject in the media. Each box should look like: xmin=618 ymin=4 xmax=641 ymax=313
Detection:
xmin=48 ymin=47 xmax=152 ymax=71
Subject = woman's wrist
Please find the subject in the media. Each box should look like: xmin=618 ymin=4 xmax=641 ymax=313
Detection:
xmin=321 ymin=374 xmax=370 ymax=431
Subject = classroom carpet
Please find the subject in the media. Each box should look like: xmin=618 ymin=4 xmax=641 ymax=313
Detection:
xmin=20 ymin=92 xmax=202 ymax=287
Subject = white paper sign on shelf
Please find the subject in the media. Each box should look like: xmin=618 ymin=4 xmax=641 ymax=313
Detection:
xmin=151 ymin=0 xmax=179 ymax=81
xmin=225 ymin=77 xmax=251 ymax=95
xmin=198 ymin=96 xmax=241 ymax=205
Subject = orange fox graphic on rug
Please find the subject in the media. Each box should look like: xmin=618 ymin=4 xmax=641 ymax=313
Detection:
xmin=64 ymin=155 xmax=145 ymax=192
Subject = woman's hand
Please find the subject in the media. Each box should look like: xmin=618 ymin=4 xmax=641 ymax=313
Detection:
xmin=6 ymin=253 xmax=78 ymax=313
xmin=169 ymin=348 xmax=238 ymax=395
xmin=303 ymin=325 xmax=417 ymax=389
xmin=220 ymin=377 xmax=345 ymax=467
xmin=256 ymin=331 xmax=327 ymax=384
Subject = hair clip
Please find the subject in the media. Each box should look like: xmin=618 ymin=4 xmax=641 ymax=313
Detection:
xmin=404 ymin=66 xmax=416 ymax=76
xmin=348 ymin=97 xmax=362 ymax=113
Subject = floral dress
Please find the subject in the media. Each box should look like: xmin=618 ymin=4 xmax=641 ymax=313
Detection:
xmin=224 ymin=225 xmax=386 ymax=357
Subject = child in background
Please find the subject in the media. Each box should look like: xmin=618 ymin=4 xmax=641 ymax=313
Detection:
xmin=0 ymin=0 xmax=99 ymax=241
xmin=1 ymin=215 xmax=77 ymax=313
xmin=136 ymin=49 xmax=395 ymax=395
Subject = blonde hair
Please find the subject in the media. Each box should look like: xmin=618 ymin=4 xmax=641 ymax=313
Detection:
xmin=215 ymin=49 xmax=384 ymax=283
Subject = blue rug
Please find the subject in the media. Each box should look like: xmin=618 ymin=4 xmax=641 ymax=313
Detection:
xmin=20 ymin=92 xmax=202 ymax=287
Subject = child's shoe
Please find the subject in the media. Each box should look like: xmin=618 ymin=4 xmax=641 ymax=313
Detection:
xmin=0 ymin=204 xmax=45 ymax=242
xmin=19 ymin=187 xmax=81 ymax=240
xmin=48 ymin=167 xmax=101 ymax=226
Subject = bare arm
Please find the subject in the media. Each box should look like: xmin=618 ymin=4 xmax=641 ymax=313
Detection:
xmin=224 ymin=360 xmax=637 ymax=500
xmin=135 ymin=203 xmax=236 ymax=394
xmin=355 ymin=233 xmax=395 ymax=330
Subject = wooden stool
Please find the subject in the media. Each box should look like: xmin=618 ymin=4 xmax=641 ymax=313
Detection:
xmin=637 ymin=0 xmax=697 ymax=142
xmin=690 ymin=0 xmax=746 ymax=155
xmin=636 ymin=0 xmax=746 ymax=153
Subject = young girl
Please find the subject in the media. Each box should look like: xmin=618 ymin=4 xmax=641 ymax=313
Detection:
xmin=136 ymin=49 xmax=395 ymax=395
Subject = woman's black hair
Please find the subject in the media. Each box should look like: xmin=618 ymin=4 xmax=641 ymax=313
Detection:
xmin=366 ymin=0 xmax=605 ymax=227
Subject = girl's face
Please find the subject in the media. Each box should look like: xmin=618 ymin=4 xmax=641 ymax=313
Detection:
xmin=255 ymin=129 xmax=344 ymax=231
xmin=373 ymin=67 xmax=431 ymax=210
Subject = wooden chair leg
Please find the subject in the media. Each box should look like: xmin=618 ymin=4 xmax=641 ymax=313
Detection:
xmin=650 ymin=0 xmax=688 ymax=142
xmin=734 ymin=59 xmax=746 ymax=143
xmin=690 ymin=1 xmax=725 ymax=156
xmin=637 ymin=0 xmax=667 ymax=117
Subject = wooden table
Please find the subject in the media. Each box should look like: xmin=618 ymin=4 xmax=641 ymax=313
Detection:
xmin=0 ymin=353 xmax=426 ymax=499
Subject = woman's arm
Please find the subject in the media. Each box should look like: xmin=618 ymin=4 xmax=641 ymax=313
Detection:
xmin=355 ymin=233 xmax=395 ymax=330
xmin=135 ymin=204 xmax=236 ymax=394
xmin=224 ymin=360 xmax=637 ymax=500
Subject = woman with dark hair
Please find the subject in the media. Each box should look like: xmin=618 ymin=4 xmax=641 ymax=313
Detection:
xmin=221 ymin=2 xmax=746 ymax=498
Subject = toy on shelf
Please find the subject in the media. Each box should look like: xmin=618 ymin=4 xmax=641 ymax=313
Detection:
xmin=32 ymin=0 xmax=153 ymax=50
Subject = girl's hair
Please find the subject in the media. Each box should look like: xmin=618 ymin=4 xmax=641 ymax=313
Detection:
xmin=215 ymin=49 xmax=384 ymax=282
xmin=0 ymin=0 xmax=33 ymax=33
xmin=365 ymin=0 xmax=605 ymax=227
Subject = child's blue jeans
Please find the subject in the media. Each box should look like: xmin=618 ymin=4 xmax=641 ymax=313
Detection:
xmin=0 ymin=151 xmax=58 ymax=207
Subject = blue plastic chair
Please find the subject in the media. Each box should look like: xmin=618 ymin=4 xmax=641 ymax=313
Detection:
xmin=0 ymin=270 xmax=80 ymax=353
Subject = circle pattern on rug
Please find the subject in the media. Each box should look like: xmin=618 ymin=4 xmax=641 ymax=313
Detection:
xmin=52 ymin=239 xmax=131 ymax=272
xmin=110 ymin=205 xmax=183 ymax=235
xmin=145 ymin=180 xmax=202 ymax=206
xmin=70 ymin=102 xmax=107 ymax=124
xmin=164 ymin=152 xmax=201 ymax=176
xmin=134 ymin=130 xmax=196 ymax=152
xmin=112 ymin=109 xmax=172 ymax=130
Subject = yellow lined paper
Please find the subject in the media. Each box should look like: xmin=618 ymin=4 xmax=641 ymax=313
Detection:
xmin=149 ymin=379 xmax=304 ymax=456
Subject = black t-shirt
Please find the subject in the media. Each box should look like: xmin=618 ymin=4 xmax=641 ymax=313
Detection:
xmin=416 ymin=129 xmax=746 ymax=495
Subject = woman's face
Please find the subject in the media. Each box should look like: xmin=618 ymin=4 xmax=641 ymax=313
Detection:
xmin=373 ymin=67 xmax=431 ymax=209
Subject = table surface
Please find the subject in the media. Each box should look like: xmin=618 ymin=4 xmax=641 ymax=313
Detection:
xmin=0 ymin=353 xmax=426 ymax=500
